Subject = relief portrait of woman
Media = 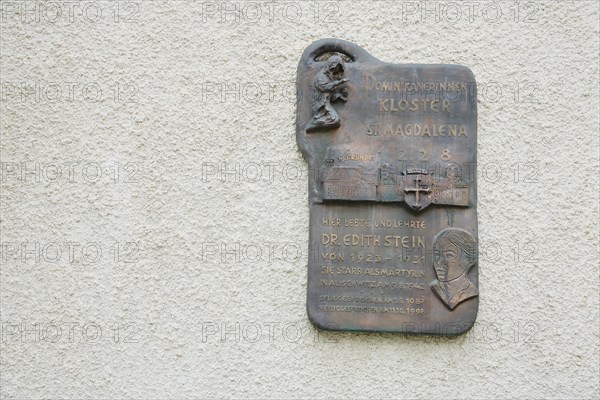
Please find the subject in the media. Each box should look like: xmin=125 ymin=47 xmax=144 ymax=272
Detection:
xmin=430 ymin=228 xmax=479 ymax=310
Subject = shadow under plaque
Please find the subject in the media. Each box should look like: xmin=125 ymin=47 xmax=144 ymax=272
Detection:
xmin=296 ymin=38 xmax=479 ymax=335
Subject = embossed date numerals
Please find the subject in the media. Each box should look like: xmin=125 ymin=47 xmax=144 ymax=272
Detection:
xmin=397 ymin=147 xmax=452 ymax=162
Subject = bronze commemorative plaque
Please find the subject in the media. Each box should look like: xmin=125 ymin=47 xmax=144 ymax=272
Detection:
xmin=296 ymin=39 xmax=478 ymax=334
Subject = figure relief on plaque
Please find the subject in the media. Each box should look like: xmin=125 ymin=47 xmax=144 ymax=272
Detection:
xmin=430 ymin=228 xmax=479 ymax=310
xmin=306 ymin=55 xmax=349 ymax=133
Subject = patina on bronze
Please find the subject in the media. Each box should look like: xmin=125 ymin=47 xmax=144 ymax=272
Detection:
xmin=296 ymin=39 xmax=478 ymax=334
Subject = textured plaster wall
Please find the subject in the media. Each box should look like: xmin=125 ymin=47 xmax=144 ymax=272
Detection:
xmin=0 ymin=1 xmax=599 ymax=399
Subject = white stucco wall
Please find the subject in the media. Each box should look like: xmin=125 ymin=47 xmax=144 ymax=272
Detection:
xmin=1 ymin=1 xmax=599 ymax=398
